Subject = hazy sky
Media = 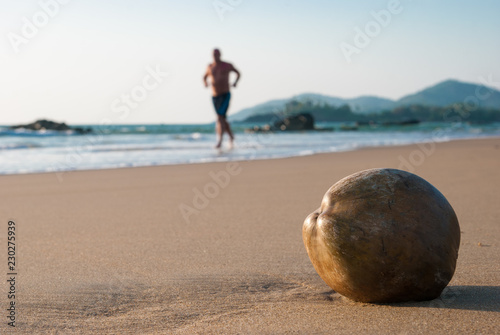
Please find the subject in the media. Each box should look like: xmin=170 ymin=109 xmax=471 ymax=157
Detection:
xmin=1 ymin=0 xmax=499 ymax=124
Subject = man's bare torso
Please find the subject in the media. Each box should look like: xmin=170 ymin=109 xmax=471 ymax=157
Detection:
xmin=207 ymin=61 xmax=234 ymax=97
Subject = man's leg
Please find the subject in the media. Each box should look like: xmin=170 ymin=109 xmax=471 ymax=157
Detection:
xmin=222 ymin=118 xmax=234 ymax=147
xmin=215 ymin=115 xmax=224 ymax=148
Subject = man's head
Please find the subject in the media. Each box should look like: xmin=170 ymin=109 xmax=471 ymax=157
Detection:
xmin=213 ymin=48 xmax=221 ymax=62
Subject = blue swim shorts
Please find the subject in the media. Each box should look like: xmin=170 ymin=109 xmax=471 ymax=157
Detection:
xmin=212 ymin=92 xmax=231 ymax=118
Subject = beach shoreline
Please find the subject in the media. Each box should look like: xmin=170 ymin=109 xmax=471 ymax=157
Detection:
xmin=1 ymin=138 xmax=499 ymax=334
xmin=2 ymin=135 xmax=500 ymax=178
xmin=1 ymin=120 xmax=499 ymax=176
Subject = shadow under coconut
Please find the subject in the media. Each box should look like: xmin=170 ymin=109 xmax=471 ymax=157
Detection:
xmin=383 ymin=286 xmax=500 ymax=312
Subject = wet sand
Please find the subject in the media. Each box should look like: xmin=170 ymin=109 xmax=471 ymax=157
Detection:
xmin=1 ymin=138 xmax=499 ymax=334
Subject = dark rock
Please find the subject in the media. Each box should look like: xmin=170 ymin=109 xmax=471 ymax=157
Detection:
xmin=244 ymin=113 xmax=331 ymax=133
xmin=10 ymin=119 xmax=92 ymax=134
xmin=273 ymin=113 xmax=315 ymax=131
xmin=245 ymin=124 xmax=272 ymax=133
xmin=382 ymin=119 xmax=420 ymax=126
xmin=340 ymin=124 xmax=359 ymax=131
xmin=72 ymin=127 xmax=93 ymax=134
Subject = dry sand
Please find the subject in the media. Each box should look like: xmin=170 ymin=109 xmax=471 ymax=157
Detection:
xmin=1 ymin=138 xmax=499 ymax=334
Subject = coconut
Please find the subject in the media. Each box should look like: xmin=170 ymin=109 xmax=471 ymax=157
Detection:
xmin=303 ymin=168 xmax=460 ymax=303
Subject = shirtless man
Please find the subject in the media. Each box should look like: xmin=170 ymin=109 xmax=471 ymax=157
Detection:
xmin=203 ymin=48 xmax=241 ymax=149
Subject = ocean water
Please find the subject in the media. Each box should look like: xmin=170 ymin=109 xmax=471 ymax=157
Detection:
xmin=0 ymin=122 xmax=499 ymax=175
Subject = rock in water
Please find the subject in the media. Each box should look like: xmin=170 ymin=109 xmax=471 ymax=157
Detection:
xmin=302 ymin=168 xmax=460 ymax=303
xmin=10 ymin=119 xmax=92 ymax=134
xmin=273 ymin=113 xmax=314 ymax=131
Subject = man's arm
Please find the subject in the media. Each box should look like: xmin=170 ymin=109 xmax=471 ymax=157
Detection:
xmin=203 ymin=66 xmax=210 ymax=88
xmin=230 ymin=64 xmax=241 ymax=87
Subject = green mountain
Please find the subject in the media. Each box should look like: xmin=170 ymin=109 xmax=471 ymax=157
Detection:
xmin=397 ymin=79 xmax=500 ymax=108
xmin=229 ymin=93 xmax=394 ymax=121
xmin=230 ymin=79 xmax=500 ymax=122
xmin=349 ymin=96 xmax=396 ymax=113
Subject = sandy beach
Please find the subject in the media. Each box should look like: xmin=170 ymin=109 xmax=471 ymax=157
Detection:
xmin=1 ymin=138 xmax=499 ymax=334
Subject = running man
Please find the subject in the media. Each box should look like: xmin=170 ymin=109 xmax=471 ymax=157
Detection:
xmin=203 ymin=48 xmax=241 ymax=149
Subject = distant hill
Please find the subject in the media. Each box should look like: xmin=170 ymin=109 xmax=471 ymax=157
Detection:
xmin=228 ymin=97 xmax=298 ymax=123
xmin=230 ymin=93 xmax=394 ymax=122
xmin=348 ymin=96 xmax=396 ymax=114
xmin=230 ymin=79 xmax=500 ymax=122
xmin=397 ymin=79 xmax=500 ymax=108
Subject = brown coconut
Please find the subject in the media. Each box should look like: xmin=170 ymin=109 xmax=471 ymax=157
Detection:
xmin=303 ymin=168 xmax=460 ymax=303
